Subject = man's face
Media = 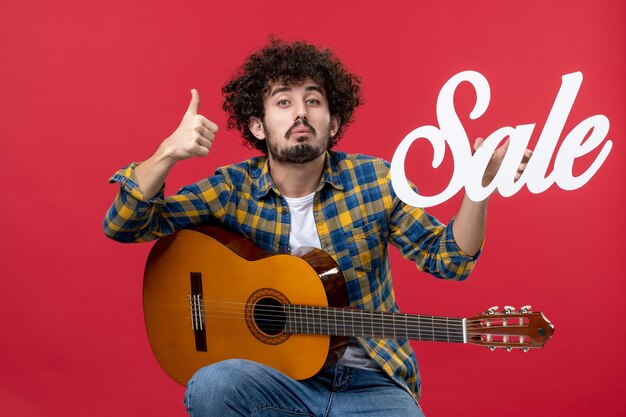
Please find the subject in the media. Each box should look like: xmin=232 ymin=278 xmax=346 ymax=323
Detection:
xmin=249 ymin=79 xmax=340 ymax=164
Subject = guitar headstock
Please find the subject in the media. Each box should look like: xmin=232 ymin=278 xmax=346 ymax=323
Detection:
xmin=466 ymin=306 xmax=554 ymax=351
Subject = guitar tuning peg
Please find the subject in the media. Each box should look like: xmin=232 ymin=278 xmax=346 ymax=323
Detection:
xmin=520 ymin=305 xmax=532 ymax=313
xmin=486 ymin=306 xmax=498 ymax=315
xmin=488 ymin=346 xmax=496 ymax=351
xmin=522 ymin=348 xmax=530 ymax=353
xmin=503 ymin=306 xmax=515 ymax=314
xmin=506 ymin=347 xmax=513 ymax=352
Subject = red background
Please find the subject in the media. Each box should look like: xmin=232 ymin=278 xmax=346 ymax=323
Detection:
xmin=1 ymin=0 xmax=624 ymax=416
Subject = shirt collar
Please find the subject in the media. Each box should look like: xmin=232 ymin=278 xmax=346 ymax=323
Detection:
xmin=257 ymin=151 xmax=344 ymax=198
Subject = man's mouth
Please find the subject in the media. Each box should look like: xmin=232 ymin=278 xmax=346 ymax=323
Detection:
xmin=290 ymin=127 xmax=311 ymax=136
xmin=286 ymin=121 xmax=316 ymax=138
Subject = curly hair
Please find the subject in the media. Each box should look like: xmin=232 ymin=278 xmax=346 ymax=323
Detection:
xmin=222 ymin=38 xmax=362 ymax=153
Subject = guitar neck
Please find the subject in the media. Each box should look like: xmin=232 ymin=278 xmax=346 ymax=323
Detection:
xmin=284 ymin=304 xmax=465 ymax=343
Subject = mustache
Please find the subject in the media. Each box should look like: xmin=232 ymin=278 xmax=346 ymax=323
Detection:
xmin=285 ymin=119 xmax=317 ymax=139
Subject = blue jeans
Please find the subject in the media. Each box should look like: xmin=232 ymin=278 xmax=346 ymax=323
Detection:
xmin=184 ymin=359 xmax=425 ymax=416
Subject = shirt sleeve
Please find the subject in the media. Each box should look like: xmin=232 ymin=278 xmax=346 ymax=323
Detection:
xmin=389 ymin=200 xmax=481 ymax=280
xmin=103 ymin=162 xmax=233 ymax=243
xmin=386 ymin=168 xmax=482 ymax=281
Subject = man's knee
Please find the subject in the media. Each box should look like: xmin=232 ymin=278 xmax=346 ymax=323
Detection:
xmin=187 ymin=359 xmax=256 ymax=395
xmin=184 ymin=360 xmax=318 ymax=417
xmin=185 ymin=359 xmax=259 ymax=415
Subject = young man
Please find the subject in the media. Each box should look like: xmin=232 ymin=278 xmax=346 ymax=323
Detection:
xmin=104 ymin=39 xmax=529 ymax=416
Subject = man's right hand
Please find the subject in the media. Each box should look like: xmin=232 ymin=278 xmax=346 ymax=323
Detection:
xmin=134 ymin=89 xmax=220 ymax=200
xmin=161 ymin=89 xmax=219 ymax=161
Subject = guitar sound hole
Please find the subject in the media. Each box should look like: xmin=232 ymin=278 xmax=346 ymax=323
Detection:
xmin=253 ymin=297 xmax=286 ymax=336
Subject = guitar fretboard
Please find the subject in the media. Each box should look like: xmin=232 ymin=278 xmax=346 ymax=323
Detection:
xmin=283 ymin=305 xmax=465 ymax=343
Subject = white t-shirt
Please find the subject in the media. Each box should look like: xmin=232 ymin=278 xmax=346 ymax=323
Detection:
xmin=284 ymin=192 xmax=379 ymax=371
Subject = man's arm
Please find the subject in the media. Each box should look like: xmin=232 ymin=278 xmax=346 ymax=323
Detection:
xmin=452 ymin=138 xmax=532 ymax=256
xmin=135 ymin=89 xmax=219 ymax=199
xmin=103 ymin=89 xmax=220 ymax=242
xmin=451 ymin=196 xmax=487 ymax=256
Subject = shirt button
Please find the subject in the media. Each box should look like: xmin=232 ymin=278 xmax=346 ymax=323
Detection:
xmin=282 ymin=208 xmax=289 ymax=215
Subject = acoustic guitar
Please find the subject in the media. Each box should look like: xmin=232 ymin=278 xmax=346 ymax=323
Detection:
xmin=143 ymin=227 xmax=554 ymax=385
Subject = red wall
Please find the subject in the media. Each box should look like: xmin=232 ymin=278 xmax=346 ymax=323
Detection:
xmin=1 ymin=0 xmax=624 ymax=416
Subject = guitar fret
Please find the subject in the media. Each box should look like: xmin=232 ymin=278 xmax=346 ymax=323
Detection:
xmin=404 ymin=314 xmax=409 ymax=339
xmin=302 ymin=306 xmax=306 ymax=335
xmin=431 ymin=316 xmax=435 ymax=341
xmin=306 ymin=306 xmax=311 ymax=335
xmin=314 ymin=306 xmax=321 ymax=335
xmin=417 ymin=315 xmax=421 ymax=340
xmin=382 ymin=312 xmax=386 ymax=338
xmin=327 ymin=308 xmax=332 ymax=335
xmin=350 ymin=310 xmax=355 ymax=336
xmin=298 ymin=306 xmax=303 ymax=334
xmin=304 ymin=306 xmax=315 ymax=334
xmin=317 ymin=307 xmax=322 ymax=334
xmin=317 ymin=306 xmax=322 ymax=335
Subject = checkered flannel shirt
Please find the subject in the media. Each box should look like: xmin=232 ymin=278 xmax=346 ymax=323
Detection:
xmin=104 ymin=150 xmax=480 ymax=400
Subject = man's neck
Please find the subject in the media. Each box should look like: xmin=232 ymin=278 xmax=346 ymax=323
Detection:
xmin=268 ymin=153 xmax=326 ymax=198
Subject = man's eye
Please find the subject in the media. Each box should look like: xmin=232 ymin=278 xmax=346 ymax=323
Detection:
xmin=307 ymin=99 xmax=320 ymax=105
xmin=277 ymin=99 xmax=290 ymax=106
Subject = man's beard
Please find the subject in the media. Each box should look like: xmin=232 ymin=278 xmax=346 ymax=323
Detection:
xmin=264 ymin=120 xmax=330 ymax=164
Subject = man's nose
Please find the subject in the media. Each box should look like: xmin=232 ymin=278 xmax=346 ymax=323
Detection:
xmin=294 ymin=100 xmax=307 ymax=120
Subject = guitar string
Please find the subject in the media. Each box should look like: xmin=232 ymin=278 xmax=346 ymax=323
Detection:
xmin=194 ymin=298 xmax=530 ymax=320
xmin=190 ymin=307 xmax=525 ymax=333
xmin=187 ymin=303 xmax=527 ymax=337
xmin=186 ymin=309 xmax=528 ymax=343
xmin=190 ymin=299 xmax=527 ymax=330
xmin=193 ymin=304 xmax=470 ymax=332
xmin=185 ymin=310 xmax=523 ymax=341
xmin=190 ymin=314 xmax=519 ymax=336
xmin=193 ymin=298 xmax=523 ymax=324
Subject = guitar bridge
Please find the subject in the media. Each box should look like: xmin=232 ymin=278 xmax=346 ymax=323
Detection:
xmin=189 ymin=272 xmax=207 ymax=352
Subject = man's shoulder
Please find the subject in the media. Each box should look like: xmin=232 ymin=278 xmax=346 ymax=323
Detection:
xmin=329 ymin=150 xmax=390 ymax=171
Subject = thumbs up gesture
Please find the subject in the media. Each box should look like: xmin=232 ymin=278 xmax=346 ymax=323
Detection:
xmin=162 ymin=89 xmax=219 ymax=161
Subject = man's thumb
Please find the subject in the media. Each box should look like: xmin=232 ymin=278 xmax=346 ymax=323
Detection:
xmin=187 ymin=89 xmax=200 ymax=115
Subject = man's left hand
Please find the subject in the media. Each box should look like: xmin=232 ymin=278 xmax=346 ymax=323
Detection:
xmin=474 ymin=137 xmax=533 ymax=188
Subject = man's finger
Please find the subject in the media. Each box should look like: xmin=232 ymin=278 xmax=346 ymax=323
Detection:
xmin=187 ymin=89 xmax=200 ymax=115
xmin=501 ymin=137 xmax=511 ymax=152
xmin=198 ymin=115 xmax=219 ymax=133
xmin=473 ymin=137 xmax=484 ymax=153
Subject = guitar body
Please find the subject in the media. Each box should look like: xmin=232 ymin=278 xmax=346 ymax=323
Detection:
xmin=143 ymin=227 xmax=349 ymax=385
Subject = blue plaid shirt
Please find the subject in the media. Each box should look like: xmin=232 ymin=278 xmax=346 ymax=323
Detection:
xmin=104 ymin=150 xmax=480 ymax=400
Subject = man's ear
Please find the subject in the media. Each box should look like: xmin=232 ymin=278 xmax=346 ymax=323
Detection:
xmin=330 ymin=116 xmax=341 ymax=138
xmin=248 ymin=116 xmax=266 ymax=140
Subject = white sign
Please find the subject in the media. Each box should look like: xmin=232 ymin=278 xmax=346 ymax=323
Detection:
xmin=390 ymin=71 xmax=613 ymax=207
